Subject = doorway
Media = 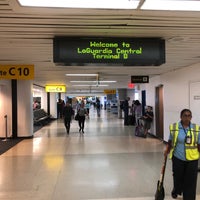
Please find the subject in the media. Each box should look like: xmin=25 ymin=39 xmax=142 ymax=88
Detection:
xmin=155 ymin=85 xmax=164 ymax=139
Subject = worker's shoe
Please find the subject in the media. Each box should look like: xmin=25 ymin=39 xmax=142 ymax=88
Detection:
xmin=171 ymin=188 xmax=177 ymax=199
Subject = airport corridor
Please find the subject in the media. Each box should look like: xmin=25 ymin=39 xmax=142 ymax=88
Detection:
xmin=0 ymin=107 xmax=200 ymax=200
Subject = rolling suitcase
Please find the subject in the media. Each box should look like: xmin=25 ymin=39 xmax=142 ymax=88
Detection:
xmin=135 ymin=118 xmax=146 ymax=137
xmin=135 ymin=124 xmax=146 ymax=137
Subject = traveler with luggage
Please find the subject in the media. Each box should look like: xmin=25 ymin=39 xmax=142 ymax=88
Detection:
xmin=134 ymin=100 xmax=142 ymax=126
xmin=143 ymin=106 xmax=153 ymax=137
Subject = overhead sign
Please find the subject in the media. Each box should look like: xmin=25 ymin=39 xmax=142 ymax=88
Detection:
xmin=104 ymin=89 xmax=116 ymax=94
xmin=0 ymin=65 xmax=34 ymax=80
xmin=45 ymin=85 xmax=66 ymax=93
xmin=53 ymin=37 xmax=165 ymax=66
xmin=131 ymin=76 xmax=149 ymax=83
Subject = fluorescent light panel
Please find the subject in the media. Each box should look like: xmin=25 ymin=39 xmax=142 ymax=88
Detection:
xmin=18 ymin=0 xmax=200 ymax=11
xmin=18 ymin=0 xmax=140 ymax=9
xmin=70 ymin=81 xmax=116 ymax=83
xmin=66 ymin=74 xmax=97 ymax=76
xmin=72 ymin=84 xmax=108 ymax=87
xmin=141 ymin=0 xmax=200 ymax=11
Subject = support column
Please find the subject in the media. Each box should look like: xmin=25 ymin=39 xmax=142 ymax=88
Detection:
xmin=17 ymin=80 xmax=33 ymax=137
xmin=50 ymin=92 xmax=57 ymax=118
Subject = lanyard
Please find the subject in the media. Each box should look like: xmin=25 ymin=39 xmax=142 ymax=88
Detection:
xmin=181 ymin=122 xmax=191 ymax=136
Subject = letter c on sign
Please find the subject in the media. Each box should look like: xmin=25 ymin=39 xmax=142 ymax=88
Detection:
xmin=9 ymin=67 xmax=15 ymax=75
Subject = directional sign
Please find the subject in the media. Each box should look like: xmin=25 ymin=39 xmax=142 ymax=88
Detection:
xmin=131 ymin=76 xmax=149 ymax=83
xmin=45 ymin=85 xmax=66 ymax=93
xmin=104 ymin=89 xmax=116 ymax=94
xmin=0 ymin=65 xmax=34 ymax=80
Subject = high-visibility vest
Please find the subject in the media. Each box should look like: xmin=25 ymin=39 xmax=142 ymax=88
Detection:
xmin=169 ymin=122 xmax=200 ymax=161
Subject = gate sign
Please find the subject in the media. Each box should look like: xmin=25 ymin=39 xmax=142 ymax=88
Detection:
xmin=45 ymin=85 xmax=66 ymax=93
xmin=0 ymin=65 xmax=34 ymax=80
xmin=104 ymin=89 xmax=116 ymax=94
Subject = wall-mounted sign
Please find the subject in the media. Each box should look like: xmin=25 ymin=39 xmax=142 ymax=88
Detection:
xmin=104 ymin=89 xmax=116 ymax=94
xmin=194 ymin=96 xmax=200 ymax=100
xmin=131 ymin=76 xmax=149 ymax=83
xmin=45 ymin=85 xmax=66 ymax=93
xmin=0 ymin=65 xmax=34 ymax=80
xmin=53 ymin=37 xmax=165 ymax=66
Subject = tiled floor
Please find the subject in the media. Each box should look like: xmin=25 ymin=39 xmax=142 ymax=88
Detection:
xmin=0 ymin=107 xmax=200 ymax=200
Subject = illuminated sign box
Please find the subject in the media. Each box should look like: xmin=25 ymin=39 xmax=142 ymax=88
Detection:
xmin=131 ymin=76 xmax=149 ymax=83
xmin=45 ymin=85 xmax=66 ymax=93
xmin=53 ymin=37 xmax=165 ymax=66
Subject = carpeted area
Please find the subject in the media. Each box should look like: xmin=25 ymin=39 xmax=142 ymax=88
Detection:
xmin=0 ymin=138 xmax=23 ymax=155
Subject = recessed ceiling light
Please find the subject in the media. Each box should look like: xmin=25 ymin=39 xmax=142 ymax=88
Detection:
xmin=141 ymin=0 xmax=200 ymax=11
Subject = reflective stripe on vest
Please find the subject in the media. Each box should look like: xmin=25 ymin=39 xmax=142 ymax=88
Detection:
xmin=169 ymin=123 xmax=179 ymax=159
xmin=169 ymin=122 xmax=200 ymax=161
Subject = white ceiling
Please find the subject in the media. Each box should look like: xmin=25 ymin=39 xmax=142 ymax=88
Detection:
xmin=0 ymin=0 xmax=200 ymax=95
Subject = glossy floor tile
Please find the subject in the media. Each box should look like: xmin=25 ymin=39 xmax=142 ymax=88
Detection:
xmin=0 ymin=107 xmax=200 ymax=200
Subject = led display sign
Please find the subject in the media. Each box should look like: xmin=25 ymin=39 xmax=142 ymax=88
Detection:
xmin=53 ymin=37 xmax=165 ymax=66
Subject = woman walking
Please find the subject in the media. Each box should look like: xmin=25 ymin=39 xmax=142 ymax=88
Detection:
xmin=77 ymin=102 xmax=88 ymax=134
xmin=164 ymin=109 xmax=200 ymax=200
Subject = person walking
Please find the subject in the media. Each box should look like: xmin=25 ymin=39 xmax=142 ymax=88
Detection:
xmin=57 ymin=98 xmax=65 ymax=119
xmin=143 ymin=106 xmax=153 ymax=137
xmin=123 ymin=97 xmax=130 ymax=126
xmin=85 ymin=101 xmax=90 ymax=119
xmin=96 ymin=98 xmax=101 ymax=117
xmin=134 ymin=100 xmax=142 ymax=125
xmin=63 ymin=102 xmax=74 ymax=134
xmin=77 ymin=102 xmax=88 ymax=134
xmin=164 ymin=109 xmax=200 ymax=200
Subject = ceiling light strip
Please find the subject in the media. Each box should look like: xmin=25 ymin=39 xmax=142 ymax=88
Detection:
xmin=18 ymin=0 xmax=140 ymax=9
xmin=141 ymin=0 xmax=200 ymax=11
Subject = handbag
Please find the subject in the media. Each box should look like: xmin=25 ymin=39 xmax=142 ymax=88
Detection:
xmin=75 ymin=113 xmax=79 ymax=121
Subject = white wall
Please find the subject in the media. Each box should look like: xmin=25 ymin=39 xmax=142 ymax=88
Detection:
xmin=50 ymin=92 xmax=57 ymax=118
xmin=189 ymin=81 xmax=200 ymax=124
xmin=143 ymin=63 xmax=200 ymax=141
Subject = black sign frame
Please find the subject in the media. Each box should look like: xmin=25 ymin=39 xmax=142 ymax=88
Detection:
xmin=131 ymin=76 xmax=149 ymax=83
xmin=53 ymin=37 xmax=165 ymax=66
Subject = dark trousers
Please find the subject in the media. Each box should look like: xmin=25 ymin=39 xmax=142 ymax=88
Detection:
xmin=78 ymin=116 xmax=85 ymax=130
xmin=172 ymin=156 xmax=198 ymax=200
xmin=124 ymin=111 xmax=129 ymax=125
xmin=64 ymin=118 xmax=71 ymax=132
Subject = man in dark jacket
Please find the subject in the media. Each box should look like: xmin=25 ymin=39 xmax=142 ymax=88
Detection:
xmin=123 ymin=97 xmax=130 ymax=125
xmin=63 ymin=102 xmax=74 ymax=134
